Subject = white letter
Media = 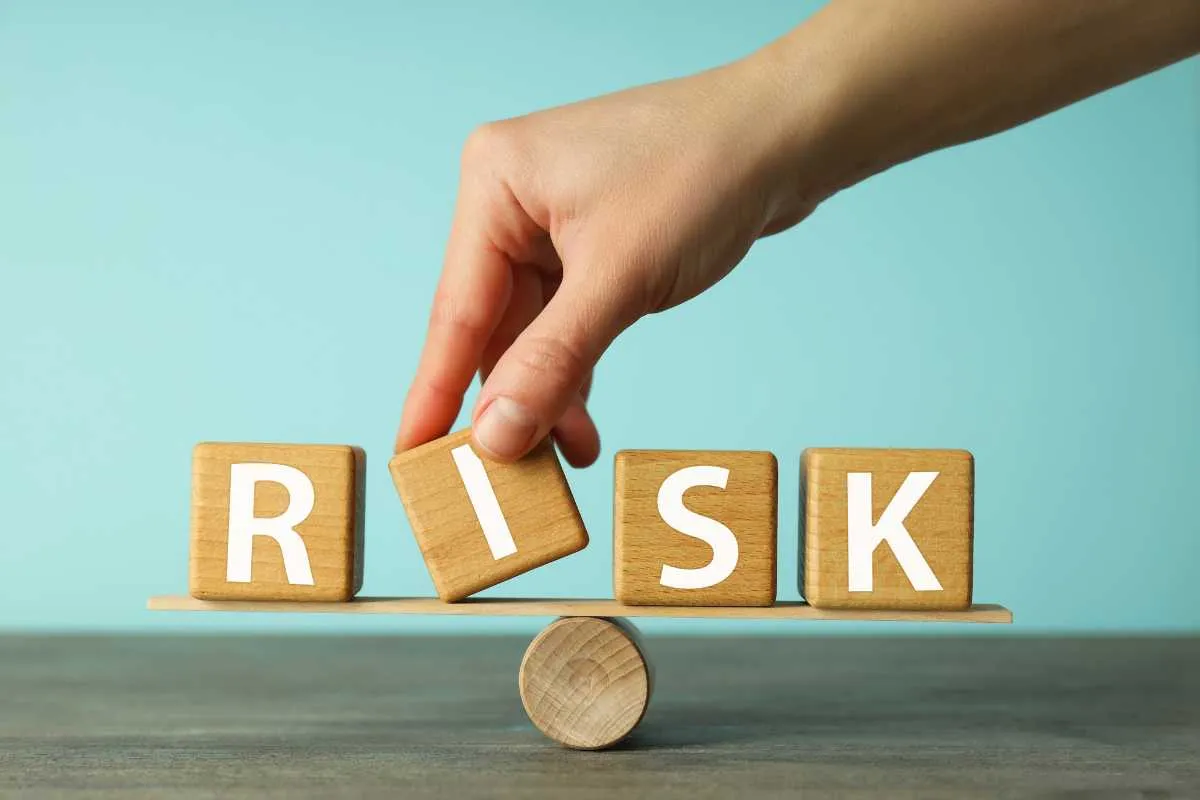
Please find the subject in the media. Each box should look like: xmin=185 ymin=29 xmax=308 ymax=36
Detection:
xmin=226 ymin=463 xmax=316 ymax=585
xmin=847 ymin=471 xmax=942 ymax=592
xmin=451 ymin=444 xmax=517 ymax=560
xmin=657 ymin=465 xmax=739 ymax=590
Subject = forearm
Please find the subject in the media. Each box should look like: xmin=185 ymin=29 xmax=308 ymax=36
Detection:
xmin=748 ymin=0 xmax=1200 ymax=222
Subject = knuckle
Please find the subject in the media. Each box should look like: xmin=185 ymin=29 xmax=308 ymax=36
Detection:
xmin=422 ymin=367 xmax=468 ymax=404
xmin=515 ymin=336 xmax=588 ymax=390
xmin=431 ymin=291 xmax=490 ymax=338
xmin=460 ymin=121 xmax=515 ymax=172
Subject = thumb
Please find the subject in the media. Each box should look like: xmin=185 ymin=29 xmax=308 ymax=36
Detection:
xmin=471 ymin=274 xmax=635 ymax=462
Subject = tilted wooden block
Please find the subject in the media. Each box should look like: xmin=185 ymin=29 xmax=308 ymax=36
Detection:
xmin=614 ymin=450 xmax=777 ymax=606
xmin=800 ymin=448 xmax=973 ymax=610
xmin=190 ymin=443 xmax=365 ymax=601
xmin=388 ymin=429 xmax=588 ymax=602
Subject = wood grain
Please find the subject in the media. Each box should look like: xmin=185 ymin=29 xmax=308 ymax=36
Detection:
xmin=519 ymin=617 xmax=652 ymax=749
xmin=2 ymin=636 xmax=1196 ymax=797
xmin=389 ymin=429 xmax=589 ymax=602
xmin=614 ymin=450 xmax=777 ymax=606
xmin=147 ymin=595 xmax=1013 ymax=622
xmin=801 ymin=448 xmax=973 ymax=610
xmin=189 ymin=442 xmax=364 ymax=602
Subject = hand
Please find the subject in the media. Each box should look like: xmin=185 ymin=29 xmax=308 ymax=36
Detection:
xmin=396 ymin=0 xmax=1199 ymax=467
xmin=396 ymin=57 xmax=827 ymax=466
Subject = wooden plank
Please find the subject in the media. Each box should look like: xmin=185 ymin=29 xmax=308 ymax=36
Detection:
xmin=146 ymin=595 xmax=1012 ymax=623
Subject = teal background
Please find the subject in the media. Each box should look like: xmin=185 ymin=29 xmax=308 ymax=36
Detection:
xmin=1 ymin=2 xmax=1196 ymax=634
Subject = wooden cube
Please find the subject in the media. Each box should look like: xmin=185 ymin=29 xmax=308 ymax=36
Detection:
xmin=614 ymin=450 xmax=777 ymax=606
xmin=389 ymin=429 xmax=588 ymax=602
xmin=190 ymin=443 xmax=365 ymax=601
xmin=800 ymin=448 xmax=973 ymax=610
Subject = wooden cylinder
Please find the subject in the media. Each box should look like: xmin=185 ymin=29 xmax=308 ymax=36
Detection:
xmin=519 ymin=616 xmax=653 ymax=750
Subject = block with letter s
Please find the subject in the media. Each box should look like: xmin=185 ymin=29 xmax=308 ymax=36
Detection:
xmin=613 ymin=450 xmax=777 ymax=606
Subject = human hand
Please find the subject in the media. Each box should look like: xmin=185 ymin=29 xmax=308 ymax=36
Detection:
xmin=396 ymin=0 xmax=1199 ymax=468
xmin=395 ymin=56 xmax=830 ymax=466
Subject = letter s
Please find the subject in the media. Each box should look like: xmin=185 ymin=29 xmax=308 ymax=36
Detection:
xmin=657 ymin=465 xmax=738 ymax=590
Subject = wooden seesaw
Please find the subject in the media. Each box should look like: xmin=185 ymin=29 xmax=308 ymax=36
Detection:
xmin=166 ymin=435 xmax=1008 ymax=749
xmin=147 ymin=597 xmax=1012 ymax=749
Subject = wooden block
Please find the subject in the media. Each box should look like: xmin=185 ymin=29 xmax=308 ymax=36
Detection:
xmin=800 ymin=448 xmax=973 ymax=610
xmin=388 ymin=429 xmax=588 ymax=602
xmin=614 ymin=450 xmax=777 ymax=606
xmin=189 ymin=443 xmax=365 ymax=601
xmin=519 ymin=616 xmax=653 ymax=750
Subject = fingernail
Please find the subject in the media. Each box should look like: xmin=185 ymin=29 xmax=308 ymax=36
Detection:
xmin=474 ymin=397 xmax=539 ymax=460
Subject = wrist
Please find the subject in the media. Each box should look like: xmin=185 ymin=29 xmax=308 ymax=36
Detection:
xmin=731 ymin=18 xmax=902 ymax=234
xmin=726 ymin=41 xmax=852 ymax=234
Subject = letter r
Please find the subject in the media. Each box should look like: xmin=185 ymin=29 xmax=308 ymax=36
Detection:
xmin=226 ymin=463 xmax=316 ymax=585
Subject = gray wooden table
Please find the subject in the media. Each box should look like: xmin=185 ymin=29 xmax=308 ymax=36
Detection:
xmin=0 ymin=635 xmax=1196 ymax=798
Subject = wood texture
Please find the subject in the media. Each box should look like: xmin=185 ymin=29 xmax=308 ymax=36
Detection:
xmin=801 ymin=448 xmax=973 ymax=610
xmin=519 ymin=617 xmax=652 ymax=749
xmin=614 ymin=450 xmax=777 ymax=606
xmin=189 ymin=442 xmax=364 ymax=601
xmin=147 ymin=595 xmax=1013 ymax=623
xmin=389 ymin=429 xmax=588 ymax=602
xmin=2 ymin=635 xmax=1197 ymax=797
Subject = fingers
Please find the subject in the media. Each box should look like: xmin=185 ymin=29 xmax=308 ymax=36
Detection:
xmin=471 ymin=273 xmax=637 ymax=463
xmin=480 ymin=264 xmax=544 ymax=381
xmin=483 ymin=268 xmax=602 ymax=468
xmin=395 ymin=215 xmax=511 ymax=454
xmin=552 ymin=367 xmax=599 ymax=467
xmin=552 ymin=392 xmax=601 ymax=468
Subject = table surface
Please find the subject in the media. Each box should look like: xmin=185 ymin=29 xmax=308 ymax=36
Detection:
xmin=0 ymin=634 xmax=1196 ymax=798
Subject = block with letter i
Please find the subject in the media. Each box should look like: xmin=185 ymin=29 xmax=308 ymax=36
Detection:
xmin=389 ymin=429 xmax=589 ymax=602
xmin=614 ymin=450 xmax=777 ymax=606
xmin=189 ymin=443 xmax=365 ymax=601
xmin=800 ymin=448 xmax=973 ymax=610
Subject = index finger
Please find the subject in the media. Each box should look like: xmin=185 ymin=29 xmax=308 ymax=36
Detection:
xmin=396 ymin=208 xmax=512 ymax=453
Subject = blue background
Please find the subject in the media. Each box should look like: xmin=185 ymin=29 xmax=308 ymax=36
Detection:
xmin=1 ymin=1 xmax=1196 ymax=634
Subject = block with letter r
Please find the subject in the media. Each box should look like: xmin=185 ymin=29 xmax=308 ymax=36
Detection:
xmin=190 ymin=442 xmax=365 ymax=601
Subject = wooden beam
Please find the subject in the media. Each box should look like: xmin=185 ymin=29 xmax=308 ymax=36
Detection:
xmin=147 ymin=596 xmax=1012 ymax=623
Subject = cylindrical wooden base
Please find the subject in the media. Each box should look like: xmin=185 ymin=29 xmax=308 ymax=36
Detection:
xmin=518 ymin=616 xmax=653 ymax=750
